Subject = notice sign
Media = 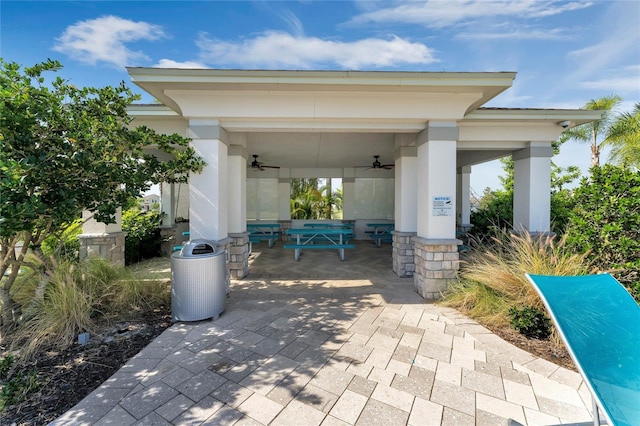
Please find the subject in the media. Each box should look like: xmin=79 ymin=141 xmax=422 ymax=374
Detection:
xmin=432 ymin=196 xmax=453 ymax=216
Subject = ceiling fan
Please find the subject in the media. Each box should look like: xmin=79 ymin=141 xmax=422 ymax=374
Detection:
xmin=359 ymin=155 xmax=394 ymax=170
xmin=249 ymin=155 xmax=280 ymax=171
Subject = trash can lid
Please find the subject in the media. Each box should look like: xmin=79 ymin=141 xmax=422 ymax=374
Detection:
xmin=180 ymin=239 xmax=217 ymax=256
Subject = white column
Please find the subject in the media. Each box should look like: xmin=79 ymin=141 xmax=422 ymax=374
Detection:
xmin=513 ymin=142 xmax=553 ymax=234
xmin=394 ymin=147 xmax=417 ymax=232
xmin=342 ymin=167 xmax=355 ymax=220
xmin=456 ymin=166 xmax=472 ymax=228
xmin=81 ymin=209 xmax=122 ymax=234
xmin=228 ymin=145 xmax=247 ymax=233
xmin=187 ymin=120 xmax=228 ymax=241
xmin=416 ymin=122 xmax=458 ymax=239
xmin=160 ymin=182 xmax=175 ymax=227
xmin=278 ymin=168 xmax=291 ymax=220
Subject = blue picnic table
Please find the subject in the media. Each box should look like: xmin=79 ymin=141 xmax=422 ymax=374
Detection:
xmin=366 ymin=223 xmax=394 ymax=247
xmin=285 ymin=227 xmax=355 ymax=261
xmin=247 ymin=223 xmax=281 ymax=248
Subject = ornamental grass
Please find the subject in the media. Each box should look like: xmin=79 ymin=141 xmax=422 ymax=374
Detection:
xmin=441 ymin=229 xmax=592 ymax=329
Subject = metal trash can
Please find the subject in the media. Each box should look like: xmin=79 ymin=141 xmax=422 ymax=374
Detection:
xmin=171 ymin=239 xmax=228 ymax=322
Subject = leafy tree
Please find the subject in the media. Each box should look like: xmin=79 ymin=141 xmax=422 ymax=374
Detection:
xmin=0 ymin=59 xmax=205 ymax=329
xmin=604 ymin=102 xmax=640 ymax=169
xmin=470 ymin=153 xmax=581 ymax=238
xmin=122 ymin=206 xmax=162 ymax=265
xmin=559 ymin=95 xmax=621 ymax=167
xmin=565 ymin=165 xmax=640 ymax=300
xmin=290 ymin=178 xmax=342 ymax=219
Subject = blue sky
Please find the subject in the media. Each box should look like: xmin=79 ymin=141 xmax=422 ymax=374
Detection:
xmin=2 ymin=0 xmax=639 ymax=193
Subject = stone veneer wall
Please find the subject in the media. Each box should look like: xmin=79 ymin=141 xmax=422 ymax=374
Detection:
xmin=392 ymin=231 xmax=416 ymax=278
xmin=159 ymin=223 xmax=191 ymax=256
xmin=227 ymin=233 xmax=249 ymax=279
xmin=412 ymin=237 xmax=461 ymax=300
xmin=278 ymin=220 xmax=292 ymax=241
xmin=78 ymin=232 xmax=126 ymax=267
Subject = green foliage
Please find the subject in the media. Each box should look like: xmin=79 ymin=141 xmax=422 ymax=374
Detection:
xmin=470 ymin=160 xmax=580 ymax=239
xmin=441 ymin=279 xmax=511 ymax=328
xmin=11 ymin=256 xmax=169 ymax=358
xmin=469 ymin=188 xmax=513 ymax=238
xmin=0 ymin=355 xmax=13 ymax=378
xmin=559 ymin=95 xmax=622 ymax=167
xmin=0 ymin=59 xmax=204 ymax=327
xmin=604 ymin=102 xmax=640 ymax=170
xmin=122 ymin=207 xmax=162 ymax=265
xmin=41 ymin=219 xmax=82 ymax=262
xmin=509 ymin=306 xmax=551 ymax=339
xmin=0 ymin=355 xmax=39 ymax=410
xmin=290 ymin=178 xmax=341 ymax=219
xmin=565 ymin=165 xmax=640 ymax=299
xmin=442 ymin=230 xmax=590 ymax=341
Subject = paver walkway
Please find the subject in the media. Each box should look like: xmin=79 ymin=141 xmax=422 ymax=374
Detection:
xmin=51 ymin=242 xmax=595 ymax=425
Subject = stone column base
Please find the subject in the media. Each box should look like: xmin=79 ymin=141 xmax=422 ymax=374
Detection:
xmin=392 ymin=231 xmax=416 ymax=277
xmin=228 ymin=232 xmax=250 ymax=279
xmin=279 ymin=220 xmax=292 ymax=241
xmin=78 ymin=232 xmax=126 ymax=267
xmin=159 ymin=223 xmax=190 ymax=256
xmin=412 ymin=237 xmax=461 ymax=300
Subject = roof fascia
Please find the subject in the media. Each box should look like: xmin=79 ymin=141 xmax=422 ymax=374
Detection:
xmin=127 ymin=104 xmax=179 ymax=116
xmin=126 ymin=67 xmax=516 ymax=89
xmin=465 ymin=108 xmax=604 ymax=125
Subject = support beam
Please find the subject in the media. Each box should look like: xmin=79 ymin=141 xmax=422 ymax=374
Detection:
xmin=456 ymin=166 xmax=472 ymax=230
xmin=413 ymin=122 xmax=461 ymax=299
xmin=228 ymin=144 xmax=247 ymax=234
xmin=416 ymin=123 xmax=458 ymax=239
xmin=513 ymin=143 xmax=553 ymax=234
xmin=187 ymin=120 xmax=229 ymax=241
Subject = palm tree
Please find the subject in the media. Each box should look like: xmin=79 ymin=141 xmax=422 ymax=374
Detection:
xmin=604 ymin=102 xmax=640 ymax=170
xmin=560 ymin=95 xmax=622 ymax=167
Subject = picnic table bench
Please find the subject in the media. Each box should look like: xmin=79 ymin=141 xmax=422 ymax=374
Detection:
xmin=172 ymin=231 xmax=192 ymax=252
xmin=303 ymin=223 xmax=354 ymax=243
xmin=366 ymin=223 xmax=394 ymax=247
xmin=285 ymin=228 xmax=355 ymax=261
xmin=247 ymin=223 xmax=281 ymax=248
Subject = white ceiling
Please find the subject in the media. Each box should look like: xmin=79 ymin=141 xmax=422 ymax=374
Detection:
xmin=245 ymin=131 xmax=397 ymax=169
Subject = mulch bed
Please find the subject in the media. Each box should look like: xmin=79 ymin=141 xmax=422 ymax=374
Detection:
xmin=1 ymin=310 xmax=172 ymax=426
xmin=489 ymin=325 xmax=576 ymax=372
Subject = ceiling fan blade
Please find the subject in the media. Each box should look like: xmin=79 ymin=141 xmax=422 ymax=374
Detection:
xmin=249 ymin=154 xmax=280 ymax=170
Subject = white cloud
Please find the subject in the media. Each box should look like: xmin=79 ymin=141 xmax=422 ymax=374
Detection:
xmin=53 ymin=15 xmax=166 ymax=68
xmin=154 ymin=59 xmax=207 ymax=69
xmin=581 ymin=75 xmax=640 ymax=92
xmin=196 ymin=31 xmax=438 ymax=69
xmin=457 ymin=27 xmax=574 ymax=41
xmin=349 ymin=0 xmax=593 ymax=29
xmin=278 ymin=9 xmax=305 ymax=37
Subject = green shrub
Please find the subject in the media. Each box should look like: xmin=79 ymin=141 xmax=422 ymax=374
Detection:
xmin=0 ymin=355 xmax=39 ymax=410
xmin=470 ymin=188 xmax=576 ymax=240
xmin=122 ymin=208 xmax=162 ymax=265
xmin=41 ymin=219 xmax=82 ymax=262
xmin=565 ymin=165 xmax=640 ymax=300
xmin=509 ymin=306 xmax=552 ymax=339
xmin=469 ymin=189 xmax=513 ymax=239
